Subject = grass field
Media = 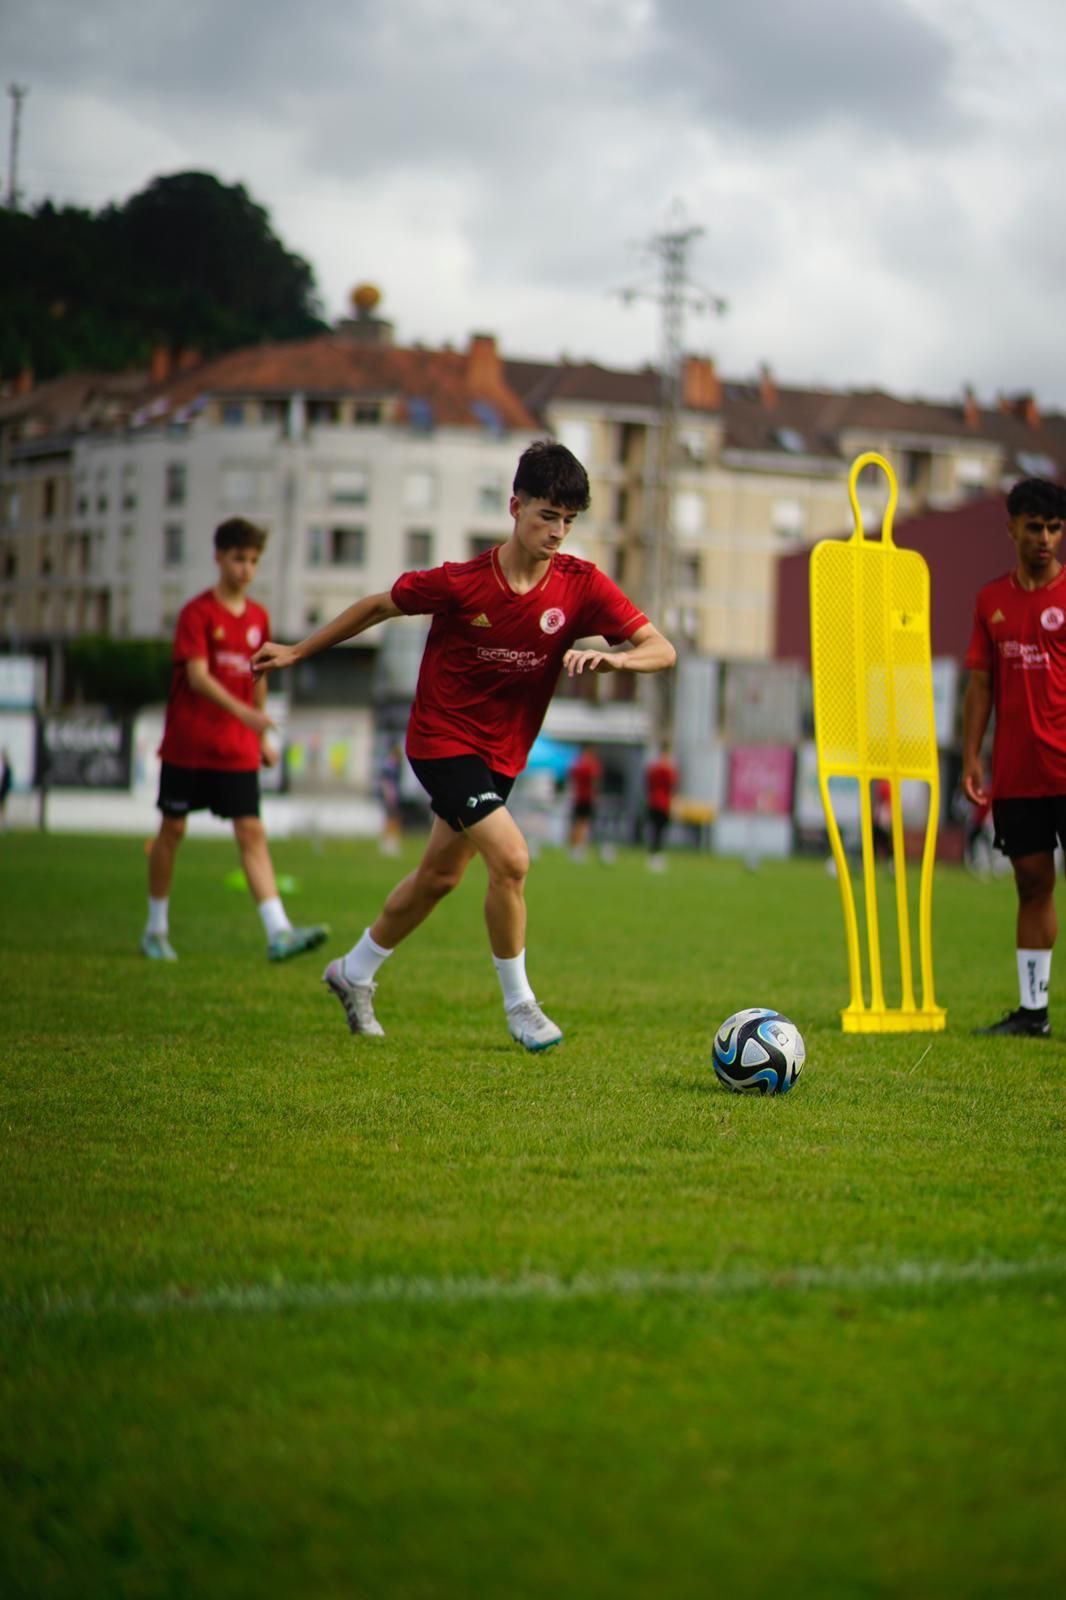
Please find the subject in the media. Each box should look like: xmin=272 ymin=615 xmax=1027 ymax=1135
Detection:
xmin=2 ymin=831 xmax=1066 ymax=1598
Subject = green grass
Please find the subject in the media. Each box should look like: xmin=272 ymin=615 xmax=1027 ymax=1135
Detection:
xmin=2 ymin=832 xmax=1065 ymax=1598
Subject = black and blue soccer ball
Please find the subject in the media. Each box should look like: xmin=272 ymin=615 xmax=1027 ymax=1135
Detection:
xmin=712 ymin=1008 xmax=806 ymax=1095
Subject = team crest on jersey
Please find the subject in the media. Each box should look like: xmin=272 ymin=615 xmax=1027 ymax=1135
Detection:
xmin=539 ymin=607 xmax=566 ymax=635
xmin=1040 ymin=607 xmax=1064 ymax=633
xmin=213 ymin=626 xmax=225 ymax=640
xmin=246 ymin=624 xmax=263 ymax=648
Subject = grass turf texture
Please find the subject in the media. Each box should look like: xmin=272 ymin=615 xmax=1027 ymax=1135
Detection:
xmin=2 ymin=833 xmax=1065 ymax=1598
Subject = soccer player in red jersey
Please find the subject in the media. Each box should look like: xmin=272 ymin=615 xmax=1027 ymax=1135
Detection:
xmin=141 ymin=518 xmax=328 ymax=963
xmin=567 ymin=745 xmax=602 ymax=861
xmin=644 ymin=743 xmax=679 ymax=871
xmin=963 ymin=477 xmax=1066 ymax=1036
xmin=252 ymin=441 xmax=676 ymax=1050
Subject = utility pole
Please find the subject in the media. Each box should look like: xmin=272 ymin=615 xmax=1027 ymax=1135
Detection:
xmin=620 ymin=207 xmax=726 ymax=735
xmin=6 ymin=83 xmax=28 ymax=210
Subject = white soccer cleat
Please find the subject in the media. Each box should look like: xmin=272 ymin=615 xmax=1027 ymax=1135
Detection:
xmin=507 ymin=999 xmax=563 ymax=1052
xmin=323 ymin=958 xmax=385 ymax=1037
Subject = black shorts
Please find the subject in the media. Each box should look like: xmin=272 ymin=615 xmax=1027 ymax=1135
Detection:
xmin=992 ymin=795 xmax=1066 ymax=860
xmin=157 ymin=762 xmax=260 ymax=820
xmin=571 ymin=800 xmax=595 ymax=821
xmin=409 ymin=755 xmax=514 ymax=833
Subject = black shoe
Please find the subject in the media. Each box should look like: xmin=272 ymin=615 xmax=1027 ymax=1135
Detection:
xmin=974 ymin=1007 xmax=1051 ymax=1038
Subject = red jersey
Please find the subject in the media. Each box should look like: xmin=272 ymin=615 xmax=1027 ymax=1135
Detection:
xmin=569 ymin=752 xmax=602 ymax=806
xmin=159 ymin=589 xmax=269 ymax=771
xmin=965 ymin=568 xmax=1066 ymax=797
xmin=391 ymin=549 xmax=648 ymax=777
xmin=646 ymin=757 xmax=678 ymax=812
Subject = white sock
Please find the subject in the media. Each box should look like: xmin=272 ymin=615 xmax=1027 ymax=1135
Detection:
xmin=258 ymin=897 xmax=292 ymax=940
xmin=493 ymin=951 xmax=536 ymax=1012
xmin=1017 ymin=948 xmax=1051 ymax=1011
xmin=146 ymin=897 xmax=169 ymax=936
xmin=342 ymin=928 xmax=393 ymax=984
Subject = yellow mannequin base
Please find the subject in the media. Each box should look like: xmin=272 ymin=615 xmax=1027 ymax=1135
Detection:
xmin=841 ymin=1008 xmax=946 ymax=1033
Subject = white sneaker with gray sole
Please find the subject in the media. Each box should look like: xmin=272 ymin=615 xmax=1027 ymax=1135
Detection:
xmin=323 ymin=958 xmax=385 ymax=1037
xmin=507 ymin=999 xmax=563 ymax=1052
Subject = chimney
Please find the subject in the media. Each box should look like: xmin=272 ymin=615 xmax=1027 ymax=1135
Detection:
xmin=150 ymin=345 xmax=172 ymax=383
xmin=682 ymin=355 xmax=721 ymax=412
xmin=962 ymin=384 xmax=980 ymax=428
xmin=467 ymin=332 xmax=502 ymax=393
xmin=1015 ymin=392 xmax=1041 ymax=429
xmin=758 ymin=362 xmax=778 ymax=409
xmin=13 ymin=367 xmax=34 ymax=396
xmin=176 ymin=348 xmax=202 ymax=372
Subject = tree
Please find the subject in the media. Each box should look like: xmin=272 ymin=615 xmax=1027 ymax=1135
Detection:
xmin=0 ymin=172 xmax=328 ymax=380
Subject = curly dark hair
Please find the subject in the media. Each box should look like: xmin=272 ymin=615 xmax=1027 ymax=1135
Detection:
xmin=214 ymin=517 xmax=267 ymax=553
xmin=1006 ymin=478 xmax=1066 ymax=520
xmin=513 ymin=440 xmax=591 ymax=511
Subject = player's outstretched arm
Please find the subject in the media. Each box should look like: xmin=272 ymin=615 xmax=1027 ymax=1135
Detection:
xmin=252 ymin=591 xmax=403 ymax=678
xmin=185 ymin=657 xmax=274 ymax=734
xmin=563 ymin=622 xmax=676 ymax=678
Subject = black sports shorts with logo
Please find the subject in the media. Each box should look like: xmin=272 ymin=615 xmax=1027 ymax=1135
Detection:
xmin=409 ymin=754 xmax=515 ymax=833
xmin=992 ymin=795 xmax=1066 ymax=860
xmin=157 ymin=761 xmax=261 ymax=820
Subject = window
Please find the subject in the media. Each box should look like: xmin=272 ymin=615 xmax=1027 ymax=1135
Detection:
xmin=467 ymin=534 xmax=499 ymax=559
xmin=955 ymin=456 xmax=988 ymax=499
xmin=76 ymin=494 xmax=89 ymax=516
xmin=121 ymin=464 xmax=137 ymax=510
xmin=773 ymin=427 xmax=806 ymax=453
xmin=407 ymin=398 xmax=434 ymax=433
xmin=119 ymin=526 xmax=135 ymax=575
xmin=165 ymin=462 xmax=187 ymax=506
xmin=95 ymin=492 xmax=109 ymax=514
xmin=3 ymin=548 xmax=15 ymax=578
xmin=904 ymin=450 xmax=930 ymax=488
xmin=355 ymin=401 xmax=382 ymax=425
xmin=614 ymin=487 xmax=629 ymax=525
xmin=772 ymin=498 xmax=805 ymax=540
xmin=477 ymin=475 xmax=504 ymax=513
xmin=406 ymin=529 xmax=434 ymax=568
xmin=329 ymin=526 xmax=366 ymax=566
xmin=261 ymin=399 xmax=288 ymax=427
xmin=43 ymin=479 xmax=57 ymax=519
xmin=677 ymin=553 xmax=701 ymax=594
xmin=612 ymin=547 xmax=626 ymax=585
xmin=329 ymin=467 xmax=369 ymax=505
xmin=404 ymin=469 xmax=436 ymax=512
xmin=307 ymin=400 xmax=339 ymax=426
xmin=305 ymin=607 xmax=322 ymax=628
xmin=163 ymin=524 xmax=184 ymax=567
xmin=221 ymin=401 xmax=244 ymax=426
xmin=557 ymin=419 xmax=592 ymax=462
xmin=470 ymin=399 xmax=504 ymax=435
xmin=673 ymin=491 xmax=704 ymax=536
xmin=4 ymin=490 xmax=18 ymax=526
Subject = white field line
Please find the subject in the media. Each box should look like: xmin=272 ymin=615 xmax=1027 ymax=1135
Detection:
xmin=5 ymin=1254 xmax=1066 ymax=1324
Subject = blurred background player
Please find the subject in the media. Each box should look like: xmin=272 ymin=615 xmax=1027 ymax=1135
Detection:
xmin=645 ymin=742 xmax=679 ymax=871
xmin=379 ymin=741 xmax=404 ymax=856
xmin=567 ymin=744 xmax=601 ymax=862
xmin=963 ymin=477 xmax=1066 ymax=1036
xmin=252 ymin=440 xmax=675 ymax=1051
xmin=0 ymin=748 xmax=12 ymax=832
xmin=140 ymin=516 xmax=328 ymax=963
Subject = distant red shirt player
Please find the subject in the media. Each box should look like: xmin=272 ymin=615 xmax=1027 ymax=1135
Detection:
xmin=567 ymin=745 xmax=602 ymax=861
xmin=253 ymin=441 xmax=676 ymax=1051
xmin=963 ymin=476 xmax=1066 ymax=1036
xmin=141 ymin=517 xmax=328 ymax=964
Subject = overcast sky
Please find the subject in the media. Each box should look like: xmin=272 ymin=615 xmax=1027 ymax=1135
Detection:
xmin=4 ymin=0 xmax=1065 ymax=407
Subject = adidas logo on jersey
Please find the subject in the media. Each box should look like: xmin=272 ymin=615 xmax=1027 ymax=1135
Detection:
xmin=990 ymin=609 xmax=1005 ymax=623
xmin=470 ymin=613 xmax=492 ymax=628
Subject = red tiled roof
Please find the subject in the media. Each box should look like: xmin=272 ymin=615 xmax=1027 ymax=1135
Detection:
xmin=145 ymin=335 xmax=539 ymax=431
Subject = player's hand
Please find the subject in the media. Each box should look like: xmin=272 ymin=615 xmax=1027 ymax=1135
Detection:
xmin=962 ymin=760 xmax=988 ymax=807
xmin=260 ymin=736 xmax=279 ymax=769
xmin=252 ymin=641 xmax=296 ymax=679
xmin=243 ymin=706 xmax=276 ymax=736
xmin=562 ymin=648 xmax=621 ymax=677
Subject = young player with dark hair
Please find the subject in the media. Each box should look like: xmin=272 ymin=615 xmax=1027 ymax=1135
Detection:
xmin=141 ymin=517 xmax=328 ymax=963
xmin=963 ymin=476 xmax=1066 ymax=1035
xmin=252 ymin=440 xmax=676 ymax=1050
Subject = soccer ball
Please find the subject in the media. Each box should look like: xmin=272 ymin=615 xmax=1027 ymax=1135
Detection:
xmin=712 ymin=1008 xmax=805 ymax=1096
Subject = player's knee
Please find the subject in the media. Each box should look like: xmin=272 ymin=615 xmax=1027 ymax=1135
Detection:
xmin=488 ymin=843 xmax=529 ymax=888
xmin=161 ymin=815 xmax=187 ymax=845
xmin=1015 ymin=862 xmax=1055 ymax=902
xmin=419 ymin=861 xmax=465 ymax=900
xmin=233 ymin=816 xmax=266 ymax=848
